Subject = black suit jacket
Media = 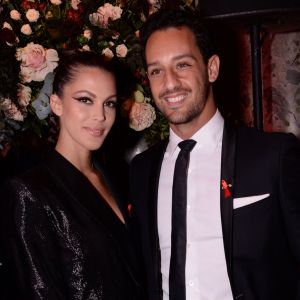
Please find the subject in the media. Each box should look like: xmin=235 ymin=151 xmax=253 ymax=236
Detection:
xmin=130 ymin=122 xmax=300 ymax=300
xmin=0 ymin=150 xmax=145 ymax=299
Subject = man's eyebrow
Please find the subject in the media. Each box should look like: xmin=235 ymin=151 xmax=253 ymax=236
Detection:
xmin=147 ymin=54 xmax=197 ymax=68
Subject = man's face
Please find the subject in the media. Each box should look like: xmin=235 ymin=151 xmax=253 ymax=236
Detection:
xmin=145 ymin=26 xmax=219 ymax=134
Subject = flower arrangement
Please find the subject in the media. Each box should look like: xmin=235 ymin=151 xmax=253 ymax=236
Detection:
xmin=0 ymin=0 xmax=195 ymax=150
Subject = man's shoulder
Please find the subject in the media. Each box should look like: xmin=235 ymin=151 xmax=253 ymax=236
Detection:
xmin=234 ymin=123 xmax=298 ymax=145
xmin=131 ymin=139 xmax=168 ymax=165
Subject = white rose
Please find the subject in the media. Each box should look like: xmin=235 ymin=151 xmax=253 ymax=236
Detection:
xmin=101 ymin=48 xmax=114 ymax=60
xmin=116 ymin=44 xmax=128 ymax=58
xmin=21 ymin=24 xmax=32 ymax=35
xmin=1 ymin=98 xmax=25 ymax=121
xmin=89 ymin=12 xmax=104 ymax=27
xmin=2 ymin=22 xmax=19 ymax=46
xmin=112 ymin=33 xmax=120 ymax=40
xmin=129 ymin=102 xmax=156 ymax=131
xmin=17 ymin=84 xmax=32 ymax=107
xmin=3 ymin=22 xmax=12 ymax=30
xmin=50 ymin=0 xmax=62 ymax=5
xmin=110 ymin=5 xmax=122 ymax=20
xmin=71 ymin=0 xmax=81 ymax=10
xmin=10 ymin=10 xmax=21 ymax=21
xmin=82 ymin=45 xmax=91 ymax=51
xmin=26 ymin=9 xmax=40 ymax=22
xmin=83 ymin=29 xmax=92 ymax=40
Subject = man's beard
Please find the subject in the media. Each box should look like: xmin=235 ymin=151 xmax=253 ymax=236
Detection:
xmin=165 ymin=81 xmax=209 ymax=125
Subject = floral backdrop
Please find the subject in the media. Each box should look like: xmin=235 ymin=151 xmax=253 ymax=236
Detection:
xmin=0 ymin=0 xmax=196 ymax=152
xmin=0 ymin=0 xmax=299 ymax=157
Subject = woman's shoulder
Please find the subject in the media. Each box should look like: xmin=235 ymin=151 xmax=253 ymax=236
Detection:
xmin=1 ymin=162 xmax=60 ymax=217
xmin=3 ymin=163 xmax=50 ymax=192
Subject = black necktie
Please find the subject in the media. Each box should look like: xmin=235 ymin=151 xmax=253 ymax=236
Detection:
xmin=169 ymin=139 xmax=196 ymax=300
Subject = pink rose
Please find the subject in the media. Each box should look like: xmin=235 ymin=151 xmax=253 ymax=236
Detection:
xmin=110 ymin=5 xmax=122 ymax=20
xmin=89 ymin=12 xmax=108 ymax=28
xmin=83 ymin=29 xmax=92 ymax=40
xmin=10 ymin=10 xmax=21 ymax=21
xmin=26 ymin=9 xmax=40 ymax=22
xmin=21 ymin=24 xmax=32 ymax=35
xmin=82 ymin=45 xmax=91 ymax=51
xmin=19 ymin=43 xmax=46 ymax=70
xmin=91 ymin=3 xmax=122 ymax=28
xmin=50 ymin=0 xmax=62 ymax=5
xmin=116 ymin=44 xmax=128 ymax=58
xmin=16 ymin=43 xmax=59 ymax=82
xmin=102 ymin=47 xmax=114 ymax=60
xmin=71 ymin=0 xmax=81 ymax=10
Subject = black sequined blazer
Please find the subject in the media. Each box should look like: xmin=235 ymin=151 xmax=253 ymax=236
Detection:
xmin=0 ymin=150 xmax=146 ymax=299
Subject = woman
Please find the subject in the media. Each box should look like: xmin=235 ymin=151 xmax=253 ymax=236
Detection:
xmin=0 ymin=51 xmax=145 ymax=299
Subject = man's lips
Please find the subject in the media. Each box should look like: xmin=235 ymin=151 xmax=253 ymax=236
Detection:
xmin=165 ymin=94 xmax=187 ymax=103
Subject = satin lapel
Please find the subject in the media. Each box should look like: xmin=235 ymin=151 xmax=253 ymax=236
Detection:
xmin=43 ymin=151 xmax=119 ymax=230
xmin=220 ymin=121 xmax=237 ymax=288
xmin=148 ymin=141 xmax=168 ymax=269
xmin=44 ymin=151 xmax=145 ymax=286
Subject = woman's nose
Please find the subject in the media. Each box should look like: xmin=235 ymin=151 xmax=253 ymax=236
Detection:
xmin=92 ymin=103 xmax=106 ymax=121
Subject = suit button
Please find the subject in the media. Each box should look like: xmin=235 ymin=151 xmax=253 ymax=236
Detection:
xmin=188 ymin=281 xmax=194 ymax=287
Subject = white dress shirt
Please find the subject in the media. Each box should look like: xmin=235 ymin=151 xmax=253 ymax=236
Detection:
xmin=157 ymin=110 xmax=233 ymax=300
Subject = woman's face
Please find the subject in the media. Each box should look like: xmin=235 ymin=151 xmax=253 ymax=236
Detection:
xmin=51 ymin=65 xmax=117 ymax=152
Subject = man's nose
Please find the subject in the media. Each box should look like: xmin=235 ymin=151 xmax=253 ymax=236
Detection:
xmin=163 ymin=69 xmax=181 ymax=90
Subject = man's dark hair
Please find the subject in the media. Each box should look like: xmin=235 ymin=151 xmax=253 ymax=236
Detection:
xmin=140 ymin=8 xmax=215 ymax=64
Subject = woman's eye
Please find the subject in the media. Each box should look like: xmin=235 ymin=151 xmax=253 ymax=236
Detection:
xmin=104 ymin=100 xmax=117 ymax=108
xmin=76 ymin=97 xmax=92 ymax=104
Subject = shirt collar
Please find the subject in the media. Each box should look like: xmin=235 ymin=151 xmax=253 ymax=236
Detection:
xmin=166 ymin=110 xmax=224 ymax=157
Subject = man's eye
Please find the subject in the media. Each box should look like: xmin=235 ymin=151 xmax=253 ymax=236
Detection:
xmin=177 ymin=62 xmax=190 ymax=69
xmin=149 ymin=69 xmax=161 ymax=76
xmin=104 ymin=100 xmax=117 ymax=108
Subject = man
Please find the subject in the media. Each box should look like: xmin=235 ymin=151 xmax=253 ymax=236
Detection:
xmin=130 ymin=8 xmax=300 ymax=300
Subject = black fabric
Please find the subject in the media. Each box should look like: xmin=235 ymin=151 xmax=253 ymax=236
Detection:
xmin=0 ymin=150 xmax=146 ymax=299
xmin=130 ymin=123 xmax=300 ymax=300
xmin=169 ymin=140 xmax=196 ymax=300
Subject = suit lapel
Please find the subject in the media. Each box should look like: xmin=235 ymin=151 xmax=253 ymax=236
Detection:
xmin=148 ymin=141 xmax=169 ymax=259
xmin=143 ymin=140 xmax=168 ymax=296
xmin=220 ymin=121 xmax=237 ymax=288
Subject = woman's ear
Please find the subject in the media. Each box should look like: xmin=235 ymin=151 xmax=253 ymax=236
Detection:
xmin=50 ymin=94 xmax=63 ymax=117
xmin=207 ymin=54 xmax=220 ymax=83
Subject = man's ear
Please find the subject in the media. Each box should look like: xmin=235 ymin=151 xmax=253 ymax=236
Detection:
xmin=50 ymin=94 xmax=63 ymax=116
xmin=207 ymin=54 xmax=220 ymax=83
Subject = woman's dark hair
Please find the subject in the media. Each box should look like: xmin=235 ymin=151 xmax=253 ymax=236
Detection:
xmin=140 ymin=8 xmax=215 ymax=64
xmin=52 ymin=51 xmax=117 ymax=98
